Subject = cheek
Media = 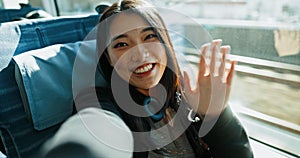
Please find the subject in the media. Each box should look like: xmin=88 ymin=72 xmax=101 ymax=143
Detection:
xmin=110 ymin=54 xmax=132 ymax=76
xmin=113 ymin=60 xmax=132 ymax=82
xmin=108 ymin=53 xmax=124 ymax=67
xmin=153 ymin=45 xmax=168 ymax=65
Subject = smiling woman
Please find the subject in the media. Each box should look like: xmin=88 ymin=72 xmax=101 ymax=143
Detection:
xmin=106 ymin=14 xmax=168 ymax=95
xmin=90 ymin=0 xmax=253 ymax=157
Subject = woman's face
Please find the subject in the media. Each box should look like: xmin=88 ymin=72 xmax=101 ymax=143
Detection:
xmin=107 ymin=13 xmax=168 ymax=93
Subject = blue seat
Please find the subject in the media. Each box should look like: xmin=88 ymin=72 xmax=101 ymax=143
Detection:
xmin=0 ymin=3 xmax=42 ymax=23
xmin=0 ymin=14 xmax=100 ymax=158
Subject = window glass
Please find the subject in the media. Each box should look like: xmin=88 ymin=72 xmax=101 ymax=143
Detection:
xmin=0 ymin=0 xmax=28 ymax=9
xmin=0 ymin=1 xmax=3 ymax=8
xmin=154 ymin=0 xmax=300 ymax=22
xmin=149 ymin=0 xmax=300 ymax=126
xmin=148 ymin=0 xmax=300 ymax=156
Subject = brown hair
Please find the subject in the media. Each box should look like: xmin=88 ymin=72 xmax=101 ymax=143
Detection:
xmin=96 ymin=0 xmax=181 ymax=131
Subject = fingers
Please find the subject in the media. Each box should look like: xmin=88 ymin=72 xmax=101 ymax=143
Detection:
xmin=198 ymin=40 xmax=236 ymax=84
xmin=199 ymin=39 xmax=222 ymax=78
xmin=199 ymin=39 xmax=234 ymax=83
xmin=218 ymin=45 xmax=230 ymax=78
xmin=210 ymin=40 xmax=222 ymax=75
xmin=199 ymin=44 xmax=208 ymax=79
xmin=226 ymin=61 xmax=236 ymax=85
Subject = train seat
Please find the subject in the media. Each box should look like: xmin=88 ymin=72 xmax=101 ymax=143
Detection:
xmin=0 ymin=14 xmax=101 ymax=157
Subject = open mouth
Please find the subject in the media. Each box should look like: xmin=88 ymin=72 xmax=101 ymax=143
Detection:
xmin=134 ymin=63 xmax=155 ymax=74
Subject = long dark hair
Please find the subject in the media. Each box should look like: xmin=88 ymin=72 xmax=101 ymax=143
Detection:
xmin=97 ymin=0 xmax=181 ymax=131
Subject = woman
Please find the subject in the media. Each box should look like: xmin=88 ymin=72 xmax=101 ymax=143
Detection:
xmin=95 ymin=0 xmax=253 ymax=157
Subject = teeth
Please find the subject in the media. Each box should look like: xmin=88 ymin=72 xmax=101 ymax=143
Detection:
xmin=134 ymin=64 xmax=153 ymax=74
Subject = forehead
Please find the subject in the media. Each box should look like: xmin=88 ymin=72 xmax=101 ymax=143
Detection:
xmin=109 ymin=13 xmax=151 ymax=38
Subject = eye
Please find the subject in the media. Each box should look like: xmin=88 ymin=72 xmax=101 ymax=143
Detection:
xmin=113 ymin=42 xmax=128 ymax=48
xmin=144 ymin=33 xmax=158 ymax=41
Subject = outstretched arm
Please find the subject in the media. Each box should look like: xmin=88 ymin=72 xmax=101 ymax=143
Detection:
xmin=182 ymin=39 xmax=253 ymax=157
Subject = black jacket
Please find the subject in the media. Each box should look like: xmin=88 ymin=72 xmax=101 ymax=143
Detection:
xmin=94 ymin=87 xmax=253 ymax=158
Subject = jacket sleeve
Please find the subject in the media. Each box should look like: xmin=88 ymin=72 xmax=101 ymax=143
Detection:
xmin=40 ymin=107 xmax=133 ymax=158
xmin=202 ymin=106 xmax=254 ymax=158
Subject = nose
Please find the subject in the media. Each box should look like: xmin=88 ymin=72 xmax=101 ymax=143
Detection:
xmin=131 ymin=44 xmax=149 ymax=62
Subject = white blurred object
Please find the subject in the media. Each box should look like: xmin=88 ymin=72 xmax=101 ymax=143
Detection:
xmin=274 ymin=29 xmax=300 ymax=56
xmin=1 ymin=0 xmax=28 ymax=9
xmin=0 ymin=151 xmax=6 ymax=158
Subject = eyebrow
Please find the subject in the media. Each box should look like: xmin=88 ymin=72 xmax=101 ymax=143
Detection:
xmin=142 ymin=27 xmax=155 ymax=33
xmin=111 ymin=34 xmax=127 ymax=43
xmin=110 ymin=27 xmax=155 ymax=43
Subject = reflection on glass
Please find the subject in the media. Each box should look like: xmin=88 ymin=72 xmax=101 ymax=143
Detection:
xmin=274 ymin=30 xmax=300 ymax=57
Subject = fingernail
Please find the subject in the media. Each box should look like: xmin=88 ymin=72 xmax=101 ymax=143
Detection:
xmin=201 ymin=43 xmax=210 ymax=55
xmin=222 ymin=45 xmax=231 ymax=53
xmin=213 ymin=39 xmax=222 ymax=46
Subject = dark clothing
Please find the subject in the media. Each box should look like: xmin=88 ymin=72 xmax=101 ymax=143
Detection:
xmin=41 ymin=87 xmax=253 ymax=158
xmin=95 ymin=87 xmax=253 ymax=158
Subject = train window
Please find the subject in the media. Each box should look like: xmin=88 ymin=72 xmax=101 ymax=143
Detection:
xmin=149 ymin=0 xmax=300 ymax=157
xmin=54 ymin=0 xmax=94 ymax=15
xmin=53 ymin=0 xmax=114 ymax=16
xmin=0 ymin=0 xmax=28 ymax=9
xmin=151 ymin=1 xmax=300 ymax=157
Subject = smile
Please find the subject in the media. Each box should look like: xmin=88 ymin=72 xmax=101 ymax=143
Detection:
xmin=134 ymin=63 xmax=154 ymax=74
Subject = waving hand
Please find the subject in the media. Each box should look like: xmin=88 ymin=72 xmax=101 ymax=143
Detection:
xmin=183 ymin=39 xmax=235 ymax=119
